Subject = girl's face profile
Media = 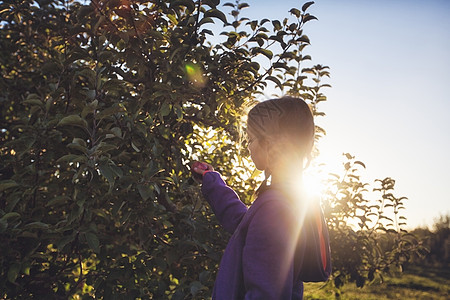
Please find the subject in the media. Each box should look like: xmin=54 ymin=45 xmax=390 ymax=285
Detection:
xmin=247 ymin=129 xmax=267 ymax=171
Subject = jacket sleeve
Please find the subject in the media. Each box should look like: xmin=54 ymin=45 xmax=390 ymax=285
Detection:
xmin=242 ymin=200 xmax=299 ymax=299
xmin=201 ymin=171 xmax=248 ymax=234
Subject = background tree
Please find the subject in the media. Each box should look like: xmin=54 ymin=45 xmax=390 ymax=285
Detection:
xmin=410 ymin=214 xmax=449 ymax=267
xmin=0 ymin=0 xmax=423 ymax=298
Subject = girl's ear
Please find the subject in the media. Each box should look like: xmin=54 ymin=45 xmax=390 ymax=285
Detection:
xmin=264 ymin=137 xmax=281 ymax=155
xmin=262 ymin=139 xmax=274 ymax=160
xmin=263 ymin=139 xmax=277 ymax=164
xmin=260 ymin=137 xmax=273 ymax=149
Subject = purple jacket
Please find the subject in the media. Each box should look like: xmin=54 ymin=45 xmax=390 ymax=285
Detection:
xmin=202 ymin=171 xmax=329 ymax=300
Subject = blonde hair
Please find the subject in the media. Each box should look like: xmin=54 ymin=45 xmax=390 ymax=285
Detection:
xmin=247 ymin=96 xmax=315 ymax=194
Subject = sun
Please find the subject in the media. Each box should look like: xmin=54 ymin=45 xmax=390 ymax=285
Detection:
xmin=303 ymin=161 xmax=329 ymax=199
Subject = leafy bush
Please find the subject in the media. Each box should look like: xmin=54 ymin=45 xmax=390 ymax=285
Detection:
xmin=410 ymin=214 xmax=450 ymax=267
xmin=321 ymin=154 xmax=425 ymax=289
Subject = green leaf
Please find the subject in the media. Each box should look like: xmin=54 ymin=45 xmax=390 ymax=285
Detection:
xmin=85 ymin=89 xmax=96 ymax=100
xmin=199 ymin=17 xmax=214 ymax=26
xmin=174 ymin=104 xmax=183 ymax=120
xmin=23 ymin=222 xmax=49 ymax=230
xmin=67 ymin=142 xmax=88 ymax=154
xmin=0 ymin=212 xmax=20 ymax=223
xmin=0 ymin=219 xmax=6 ymax=232
xmin=255 ymin=32 xmax=268 ymax=40
xmin=23 ymin=99 xmax=43 ymax=107
xmin=266 ymin=75 xmax=283 ymax=89
xmin=137 ymin=184 xmax=153 ymax=201
xmin=22 ymin=263 xmax=31 ymax=276
xmin=96 ymin=104 xmax=123 ymax=120
xmin=203 ymin=0 xmax=220 ymax=7
xmin=72 ymin=137 xmax=87 ymax=147
xmin=247 ymin=20 xmax=258 ymax=31
xmin=7 ymin=263 xmax=21 ymax=283
xmin=354 ymin=161 xmax=366 ymax=168
xmin=77 ymin=68 xmax=97 ymax=86
xmin=344 ymin=153 xmax=354 ymax=160
xmin=110 ymin=127 xmax=122 ymax=138
xmin=199 ymin=270 xmax=210 ymax=284
xmin=252 ymin=47 xmax=273 ymax=59
xmin=273 ymin=62 xmax=288 ymax=70
xmin=238 ymin=3 xmax=249 ymax=9
xmin=160 ymin=102 xmax=171 ymax=117
xmin=56 ymin=234 xmax=76 ymax=250
xmin=148 ymin=30 xmax=165 ymax=40
xmin=302 ymin=1 xmax=315 ymax=12
xmin=0 ymin=180 xmax=19 ymax=192
xmin=288 ymin=23 xmax=298 ymax=31
xmin=297 ymin=35 xmax=310 ymax=43
xmin=272 ymin=20 xmax=282 ymax=31
xmin=24 ymin=93 xmax=40 ymax=101
xmin=201 ymin=28 xmax=214 ymax=35
xmin=289 ymin=8 xmax=301 ymax=18
xmin=110 ymin=164 xmax=123 ymax=178
xmin=45 ymin=196 xmax=71 ymax=208
xmin=97 ymin=142 xmax=118 ymax=154
xmin=131 ymin=142 xmax=141 ymax=152
xmin=99 ymin=162 xmax=115 ymax=188
xmin=190 ymin=281 xmax=203 ymax=296
xmin=56 ymin=154 xmax=87 ymax=164
xmin=85 ymin=232 xmax=100 ymax=253
xmin=268 ymin=34 xmax=287 ymax=48
xmin=81 ymin=99 xmax=98 ymax=118
xmin=204 ymin=9 xmax=227 ymax=24
xmin=171 ymin=0 xmax=195 ymax=12
xmin=167 ymin=13 xmax=178 ymax=25
xmin=57 ymin=115 xmax=88 ymax=129
xmin=302 ymin=13 xmax=318 ymax=23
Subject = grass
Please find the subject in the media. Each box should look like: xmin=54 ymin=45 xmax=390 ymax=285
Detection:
xmin=303 ymin=264 xmax=450 ymax=299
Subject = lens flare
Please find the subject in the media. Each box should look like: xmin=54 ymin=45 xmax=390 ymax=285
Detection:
xmin=303 ymin=167 xmax=326 ymax=199
xmin=185 ymin=63 xmax=206 ymax=87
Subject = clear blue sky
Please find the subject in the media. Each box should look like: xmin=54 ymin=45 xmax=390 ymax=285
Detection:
xmin=238 ymin=0 xmax=450 ymax=229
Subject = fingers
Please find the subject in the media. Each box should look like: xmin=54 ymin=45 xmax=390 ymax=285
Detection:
xmin=202 ymin=163 xmax=214 ymax=173
xmin=193 ymin=168 xmax=204 ymax=175
xmin=193 ymin=162 xmax=214 ymax=175
xmin=191 ymin=161 xmax=214 ymax=180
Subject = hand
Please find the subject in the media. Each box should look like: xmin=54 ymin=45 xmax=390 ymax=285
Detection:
xmin=191 ymin=161 xmax=214 ymax=183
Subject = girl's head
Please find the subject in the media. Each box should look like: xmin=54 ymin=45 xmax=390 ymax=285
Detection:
xmin=247 ymin=96 xmax=315 ymax=177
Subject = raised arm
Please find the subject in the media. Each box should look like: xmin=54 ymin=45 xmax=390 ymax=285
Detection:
xmin=201 ymin=172 xmax=248 ymax=234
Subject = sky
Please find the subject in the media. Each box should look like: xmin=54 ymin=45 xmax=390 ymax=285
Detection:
xmin=237 ymin=0 xmax=450 ymax=229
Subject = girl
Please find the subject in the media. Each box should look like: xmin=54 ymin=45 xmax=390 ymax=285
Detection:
xmin=193 ymin=96 xmax=331 ymax=300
